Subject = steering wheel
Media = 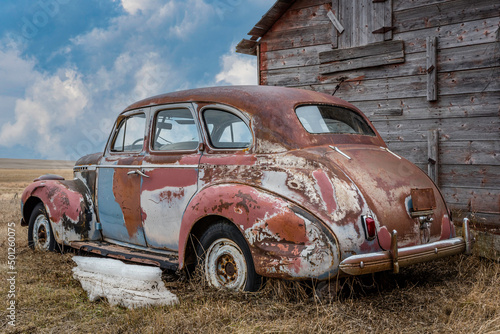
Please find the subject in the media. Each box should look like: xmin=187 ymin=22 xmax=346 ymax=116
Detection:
xmin=131 ymin=138 xmax=143 ymax=147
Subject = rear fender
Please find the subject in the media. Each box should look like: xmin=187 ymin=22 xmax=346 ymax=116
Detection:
xmin=21 ymin=179 xmax=100 ymax=244
xmin=179 ymin=184 xmax=341 ymax=280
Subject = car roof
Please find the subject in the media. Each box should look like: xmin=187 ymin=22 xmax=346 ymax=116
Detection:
xmin=124 ymin=85 xmax=357 ymax=115
xmin=123 ymin=85 xmax=384 ymax=152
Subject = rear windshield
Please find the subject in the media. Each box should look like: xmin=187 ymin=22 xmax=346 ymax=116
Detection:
xmin=296 ymin=105 xmax=376 ymax=136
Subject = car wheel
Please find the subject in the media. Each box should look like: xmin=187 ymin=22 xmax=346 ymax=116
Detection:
xmin=28 ymin=203 xmax=56 ymax=251
xmin=197 ymin=222 xmax=261 ymax=291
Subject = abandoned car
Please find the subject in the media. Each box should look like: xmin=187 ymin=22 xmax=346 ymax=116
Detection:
xmin=21 ymin=86 xmax=472 ymax=291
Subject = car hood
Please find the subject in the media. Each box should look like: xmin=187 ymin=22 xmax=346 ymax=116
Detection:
xmin=322 ymin=145 xmax=448 ymax=248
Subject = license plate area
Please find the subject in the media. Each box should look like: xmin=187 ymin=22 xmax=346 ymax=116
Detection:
xmin=411 ymin=188 xmax=436 ymax=212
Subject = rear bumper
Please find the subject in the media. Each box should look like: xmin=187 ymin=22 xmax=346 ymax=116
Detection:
xmin=339 ymin=218 xmax=473 ymax=276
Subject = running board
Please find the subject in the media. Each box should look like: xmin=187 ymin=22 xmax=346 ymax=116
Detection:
xmin=70 ymin=241 xmax=179 ymax=271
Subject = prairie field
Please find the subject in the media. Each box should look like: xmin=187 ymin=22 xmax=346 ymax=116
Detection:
xmin=0 ymin=169 xmax=499 ymax=333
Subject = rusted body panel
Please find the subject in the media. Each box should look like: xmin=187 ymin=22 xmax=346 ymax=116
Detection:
xmin=190 ymin=148 xmax=374 ymax=270
xmin=141 ymin=154 xmax=201 ymax=251
xmin=326 ymin=145 xmax=451 ymax=247
xmin=21 ymin=178 xmax=99 ymax=244
xmin=74 ymin=152 xmax=102 ymax=207
xmin=179 ymin=184 xmax=339 ymax=279
xmin=21 ymin=86 xmax=469 ymax=283
xmin=96 ymin=154 xmax=146 ymax=246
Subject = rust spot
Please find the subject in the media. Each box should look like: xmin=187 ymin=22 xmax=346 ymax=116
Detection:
xmin=265 ymin=212 xmax=308 ymax=244
xmin=113 ymin=168 xmax=142 ymax=238
xmin=212 ymin=199 xmax=232 ymax=213
xmin=235 ymin=190 xmax=258 ymax=213
xmin=312 ymin=170 xmax=337 ymax=214
xmin=159 ymin=188 xmax=185 ymax=202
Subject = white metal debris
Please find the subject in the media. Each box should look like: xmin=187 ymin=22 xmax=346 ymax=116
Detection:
xmin=72 ymin=256 xmax=179 ymax=309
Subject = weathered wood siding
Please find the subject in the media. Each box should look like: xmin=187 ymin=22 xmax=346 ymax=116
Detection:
xmin=258 ymin=0 xmax=500 ymax=227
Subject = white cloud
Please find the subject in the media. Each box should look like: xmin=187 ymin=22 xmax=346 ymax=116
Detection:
xmin=0 ymin=43 xmax=38 ymax=126
xmin=119 ymin=0 xmax=162 ymax=15
xmin=215 ymin=48 xmax=257 ymax=86
xmin=75 ymin=0 xmax=215 ymax=50
xmin=168 ymin=0 xmax=215 ymax=39
xmin=0 ymin=47 xmax=37 ymax=94
xmin=90 ymin=51 xmax=186 ymax=112
xmin=0 ymin=67 xmax=89 ymax=158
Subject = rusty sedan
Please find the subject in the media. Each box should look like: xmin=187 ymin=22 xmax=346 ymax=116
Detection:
xmin=21 ymin=86 xmax=472 ymax=291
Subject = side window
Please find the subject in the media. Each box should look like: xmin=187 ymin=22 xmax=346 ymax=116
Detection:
xmin=203 ymin=109 xmax=252 ymax=149
xmin=153 ymin=109 xmax=200 ymax=151
xmin=111 ymin=113 xmax=146 ymax=152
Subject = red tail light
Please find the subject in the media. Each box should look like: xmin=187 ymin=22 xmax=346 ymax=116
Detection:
xmin=363 ymin=216 xmax=376 ymax=240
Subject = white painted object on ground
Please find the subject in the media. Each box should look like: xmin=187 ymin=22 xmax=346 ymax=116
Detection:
xmin=72 ymin=256 xmax=179 ymax=309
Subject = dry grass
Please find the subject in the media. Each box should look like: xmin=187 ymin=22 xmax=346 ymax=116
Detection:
xmin=0 ymin=170 xmax=499 ymax=333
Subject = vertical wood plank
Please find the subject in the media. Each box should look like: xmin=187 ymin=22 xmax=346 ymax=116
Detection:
xmin=331 ymin=0 xmax=339 ymax=48
xmin=371 ymin=0 xmax=386 ymax=44
xmin=384 ymin=0 xmax=393 ymax=40
xmin=359 ymin=0 xmax=369 ymax=46
xmin=428 ymin=129 xmax=439 ymax=185
xmin=259 ymin=42 xmax=268 ymax=85
xmin=427 ymin=36 xmax=438 ymax=101
xmin=352 ymin=0 xmax=359 ymax=47
xmin=256 ymin=44 xmax=262 ymax=85
xmin=339 ymin=1 xmax=353 ymax=48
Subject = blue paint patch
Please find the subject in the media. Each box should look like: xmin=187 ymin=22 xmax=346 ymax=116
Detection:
xmin=97 ymin=168 xmax=147 ymax=246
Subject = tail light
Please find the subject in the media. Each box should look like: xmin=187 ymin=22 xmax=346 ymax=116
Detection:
xmin=362 ymin=216 xmax=377 ymax=240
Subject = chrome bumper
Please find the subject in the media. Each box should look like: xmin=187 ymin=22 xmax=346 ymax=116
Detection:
xmin=339 ymin=218 xmax=473 ymax=276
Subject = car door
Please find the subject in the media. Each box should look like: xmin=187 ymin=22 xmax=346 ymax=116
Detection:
xmin=96 ymin=110 xmax=148 ymax=246
xmin=140 ymin=104 xmax=202 ymax=251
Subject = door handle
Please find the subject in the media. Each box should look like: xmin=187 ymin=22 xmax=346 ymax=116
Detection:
xmin=127 ymin=169 xmax=150 ymax=178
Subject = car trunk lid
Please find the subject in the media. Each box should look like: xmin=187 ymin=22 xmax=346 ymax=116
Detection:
xmin=324 ymin=145 xmax=447 ymax=248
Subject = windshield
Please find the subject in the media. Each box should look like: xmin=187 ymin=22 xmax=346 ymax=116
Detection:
xmin=296 ymin=105 xmax=376 ymax=136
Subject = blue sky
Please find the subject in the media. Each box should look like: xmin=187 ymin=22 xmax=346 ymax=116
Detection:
xmin=0 ymin=0 xmax=271 ymax=160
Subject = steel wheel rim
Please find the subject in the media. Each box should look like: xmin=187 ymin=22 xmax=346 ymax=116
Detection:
xmin=205 ymin=238 xmax=247 ymax=290
xmin=33 ymin=214 xmax=51 ymax=251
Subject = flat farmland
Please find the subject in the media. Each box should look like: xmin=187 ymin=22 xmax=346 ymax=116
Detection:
xmin=0 ymin=167 xmax=498 ymax=333
xmin=0 ymin=158 xmax=76 ymax=169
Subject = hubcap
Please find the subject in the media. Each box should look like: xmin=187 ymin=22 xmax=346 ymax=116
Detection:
xmin=33 ymin=214 xmax=51 ymax=251
xmin=205 ymin=238 xmax=247 ymax=290
xmin=216 ymin=254 xmax=237 ymax=281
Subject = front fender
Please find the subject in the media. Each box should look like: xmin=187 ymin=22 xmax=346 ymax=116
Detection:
xmin=179 ymin=184 xmax=341 ymax=280
xmin=21 ymin=178 xmax=99 ymax=244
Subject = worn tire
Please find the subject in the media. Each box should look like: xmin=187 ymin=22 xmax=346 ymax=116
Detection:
xmin=197 ymin=221 xmax=262 ymax=291
xmin=28 ymin=203 xmax=57 ymax=252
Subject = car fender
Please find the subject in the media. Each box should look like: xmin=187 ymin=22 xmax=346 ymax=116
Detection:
xmin=21 ymin=178 xmax=100 ymax=245
xmin=179 ymin=183 xmax=341 ymax=280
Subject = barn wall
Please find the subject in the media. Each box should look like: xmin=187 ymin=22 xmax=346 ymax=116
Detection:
xmin=258 ymin=0 xmax=500 ymax=228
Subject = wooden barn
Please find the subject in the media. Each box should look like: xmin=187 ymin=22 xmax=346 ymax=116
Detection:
xmin=237 ymin=0 xmax=500 ymax=259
